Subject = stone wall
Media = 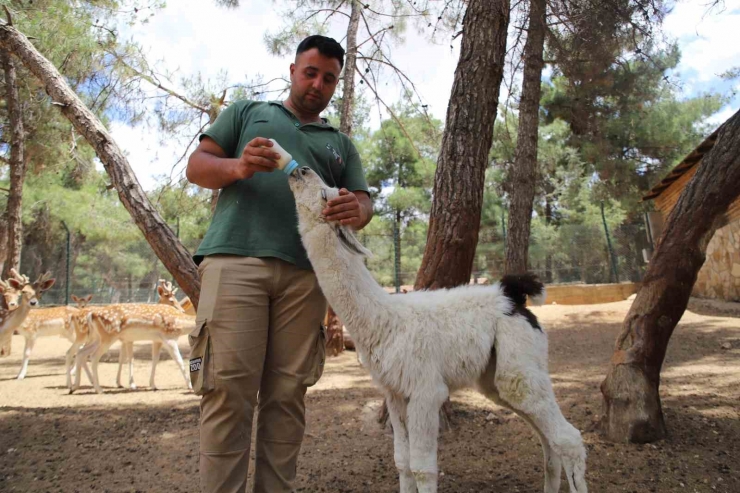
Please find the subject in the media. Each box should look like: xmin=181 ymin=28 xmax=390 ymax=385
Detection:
xmin=694 ymin=218 xmax=740 ymax=301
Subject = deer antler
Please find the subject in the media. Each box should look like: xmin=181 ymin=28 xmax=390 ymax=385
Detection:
xmin=9 ymin=268 xmax=30 ymax=285
xmin=158 ymin=279 xmax=175 ymax=294
xmin=33 ymin=271 xmax=53 ymax=288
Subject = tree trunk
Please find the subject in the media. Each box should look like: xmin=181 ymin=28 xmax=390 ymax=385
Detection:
xmin=339 ymin=0 xmax=360 ymax=137
xmin=0 ymin=211 xmax=7 ymax=274
xmin=322 ymin=3 xmax=362 ymax=357
xmin=0 ymin=24 xmax=201 ymax=309
xmin=210 ymin=189 xmax=220 ymax=214
xmin=414 ymin=0 xmax=511 ymax=290
xmin=601 ymin=109 xmax=740 ymax=443
xmin=504 ymin=0 xmax=546 ymax=275
xmin=1 ymin=48 xmax=25 ymax=281
xmin=1 ymin=47 xmax=27 ymax=357
xmin=544 ymin=196 xmax=553 ymax=283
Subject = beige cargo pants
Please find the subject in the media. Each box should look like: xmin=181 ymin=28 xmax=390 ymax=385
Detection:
xmin=190 ymin=255 xmax=327 ymax=493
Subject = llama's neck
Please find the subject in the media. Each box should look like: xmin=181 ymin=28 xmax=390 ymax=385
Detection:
xmin=302 ymin=224 xmax=392 ymax=345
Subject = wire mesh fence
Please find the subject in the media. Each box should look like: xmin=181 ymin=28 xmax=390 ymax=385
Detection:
xmin=18 ymin=214 xmax=651 ymax=307
xmin=358 ymin=218 xmax=649 ymax=291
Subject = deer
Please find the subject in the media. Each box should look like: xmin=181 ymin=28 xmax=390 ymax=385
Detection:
xmin=69 ymin=281 xmax=195 ymax=394
xmin=14 ymin=302 xmax=97 ymax=381
xmin=113 ymin=280 xmax=193 ymax=390
xmin=0 ymin=270 xmax=57 ymax=348
xmin=177 ymin=295 xmax=196 ymax=316
xmin=0 ymin=271 xmax=92 ymax=380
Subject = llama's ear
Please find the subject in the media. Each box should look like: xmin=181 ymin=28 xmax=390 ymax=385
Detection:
xmin=335 ymin=225 xmax=373 ymax=257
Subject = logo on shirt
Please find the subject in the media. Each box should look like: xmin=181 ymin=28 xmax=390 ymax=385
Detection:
xmin=326 ymin=143 xmax=343 ymax=167
xmin=190 ymin=357 xmax=203 ymax=373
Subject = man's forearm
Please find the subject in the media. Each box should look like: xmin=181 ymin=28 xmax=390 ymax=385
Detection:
xmin=354 ymin=195 xmax=374 ymax=231
xmin=186 ymin=151 xmax=241 ymax=190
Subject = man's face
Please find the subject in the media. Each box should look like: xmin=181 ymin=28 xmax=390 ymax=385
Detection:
xmin=289 ymin=47 xmax=341 ymax=114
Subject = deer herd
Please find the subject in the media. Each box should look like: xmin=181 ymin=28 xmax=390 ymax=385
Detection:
xmin=0 ymin=269 xmax=196 ymax=393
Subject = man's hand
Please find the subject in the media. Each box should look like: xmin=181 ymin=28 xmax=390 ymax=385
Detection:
xmin=233 ymin=137 xmax=281 ymax=180
xmin=323 ymin=188 xmax=365 ymax=228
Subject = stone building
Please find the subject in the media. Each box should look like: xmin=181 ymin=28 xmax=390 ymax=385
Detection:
xmin=643 ymin=128 xmax=740 ymax=301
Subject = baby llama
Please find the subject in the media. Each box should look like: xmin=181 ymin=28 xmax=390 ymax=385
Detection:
xmin=288 ymin=166 xmax=588 ymax=493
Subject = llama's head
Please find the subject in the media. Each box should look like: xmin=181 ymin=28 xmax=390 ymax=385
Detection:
xmin=288 ymin=166 xmax=371 ymax=257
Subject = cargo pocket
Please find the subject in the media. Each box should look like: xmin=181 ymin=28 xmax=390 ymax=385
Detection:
xmin=303 ymin=324 xmax=327 ymax=387
xmin=189 ymin=319 xmax=215 ymax=396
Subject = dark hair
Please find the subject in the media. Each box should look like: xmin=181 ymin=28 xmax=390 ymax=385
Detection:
xmin=296 ymin=35 xmax=345 ymax=69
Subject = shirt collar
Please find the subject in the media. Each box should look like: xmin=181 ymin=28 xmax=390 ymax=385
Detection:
xmin=269 ymin=100 xmax=337 ymax=130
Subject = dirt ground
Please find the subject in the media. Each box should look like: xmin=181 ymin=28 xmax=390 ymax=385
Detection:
xmin=1 ymin=299 xmax=738 ymax=493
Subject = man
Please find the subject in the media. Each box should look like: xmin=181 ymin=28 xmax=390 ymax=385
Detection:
xmin=186 ymin=35 xmax=372 ymax=493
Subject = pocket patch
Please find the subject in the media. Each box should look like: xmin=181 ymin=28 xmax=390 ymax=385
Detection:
xmin=303 ymin=325 xmax=327 ymax=387
xmin=189 ymin=321 xmax=214 ymax=396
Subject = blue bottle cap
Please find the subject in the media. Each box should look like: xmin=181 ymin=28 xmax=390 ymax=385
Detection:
xmin=283 ymin=159 xmax=299 ymax=176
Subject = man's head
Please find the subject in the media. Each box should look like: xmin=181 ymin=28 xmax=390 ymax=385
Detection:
xmin=289 ymin=35 xmax=345 ymax=116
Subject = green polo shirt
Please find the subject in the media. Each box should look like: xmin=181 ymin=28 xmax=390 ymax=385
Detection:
xmin=194 ymin=100 xmax=369 ymax=269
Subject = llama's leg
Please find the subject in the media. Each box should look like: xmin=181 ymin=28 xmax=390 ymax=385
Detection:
xmin=161 ymin=339 xmax=191 ymax=390
xmin=150 ymin=341 xmax=162 ymax=390
xmin=483 ymin=330 xmax=587 ymax=493
xmin=406 ymin=386 xmax=448 ymax=493
xmin=16 ymin=334 xmax=36 ymax=380
xmin=478 ymin=351 xmax=562 ymax=492
xmin=384 ymin=391 xmax=416 ymax=493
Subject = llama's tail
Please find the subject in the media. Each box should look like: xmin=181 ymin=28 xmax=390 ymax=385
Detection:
xmin=500 ymin=273 xmax=546 ymax=307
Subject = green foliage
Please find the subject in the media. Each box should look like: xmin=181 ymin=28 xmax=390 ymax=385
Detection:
xmin=359 ymin=101 xmax=440 ymax=286
xmin=542 ymin=42 xmax=726 ymax=210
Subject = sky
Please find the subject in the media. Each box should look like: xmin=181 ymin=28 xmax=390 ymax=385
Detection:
xmin=108 ymin=0 xmax=740 ymax=190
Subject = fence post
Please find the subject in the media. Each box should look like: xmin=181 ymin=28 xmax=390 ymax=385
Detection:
xmin=393 ymin=213 xmax=401 ymax=293
xmin=61 ymin=220 xmax=71 ymax=305
xmin=600 ymin=201 xmax=620 ymax=283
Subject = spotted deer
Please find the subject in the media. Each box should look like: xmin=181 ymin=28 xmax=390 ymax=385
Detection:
xmin=0 ymin=270 xmax=57 ymax=353
xmin=69 ymin=284 xmax=195 ymax=394
xmin=113 ymin=280 xmax=193 ymax=390
xmin=178 ymin=295 xmax=196 ymax=316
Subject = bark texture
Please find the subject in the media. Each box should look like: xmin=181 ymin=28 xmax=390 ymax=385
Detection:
xmin=1 ymin=48 xmax=25 ymax=282
xmin=415 ymin=0 xmax=511 ymax=290
xmin=0 ymin=25 xmax=201 ymax=308
xmin=601 ymin=108 xmax=740 ymax=443
xmin=504 ymin=0 xmax=546 ymax=275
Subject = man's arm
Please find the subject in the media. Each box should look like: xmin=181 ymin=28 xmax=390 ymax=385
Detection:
xmin=186 ymin=136 xmax=281 ymax=190
xmin=323 ymin=189 xmax=373 ymax=231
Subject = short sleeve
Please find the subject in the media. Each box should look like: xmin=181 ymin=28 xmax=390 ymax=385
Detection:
xmin=200 ymin=101 xmax=249 ymax=157
xmin=340 ymin=139 xmax=370 ymax=193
